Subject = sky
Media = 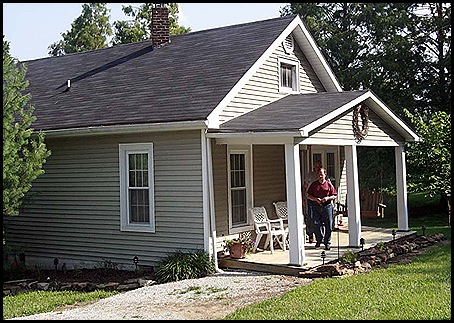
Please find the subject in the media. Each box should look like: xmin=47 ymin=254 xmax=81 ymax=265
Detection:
xmin=3 ymin=3 xmax=288 ymax=62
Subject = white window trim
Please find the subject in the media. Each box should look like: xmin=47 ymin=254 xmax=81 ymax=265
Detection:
xmin=227 ymin=145 xmax=254 ymax=234
xmin=278 ymin=56 xmax=300 ymax=94
xmin=119 ymin=143 xmax=155 ymax=233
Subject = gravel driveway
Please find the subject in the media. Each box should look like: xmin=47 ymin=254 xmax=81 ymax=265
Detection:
xmin=9 ymin=269 xmax=312 ymax=320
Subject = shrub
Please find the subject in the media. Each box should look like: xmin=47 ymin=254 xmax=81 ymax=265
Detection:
xmin=340 ymin=250 xmax=358 ymax=264
xmin=154 ymin=250 xmax=216 ymax=284
xmin=94 ymin=259 xmax=119 ymax=270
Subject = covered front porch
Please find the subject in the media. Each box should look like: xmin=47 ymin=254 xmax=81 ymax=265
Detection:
xmin=204 ymin=90 xmax=420 ymax=270
xmin=219 ymin=224 xmax=417 ymax=276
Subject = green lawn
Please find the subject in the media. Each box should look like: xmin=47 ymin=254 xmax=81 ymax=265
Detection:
xmin=223 ymin=241 xmax=451 ymax=320
xmin=3 ymin=290 xmax=119 ymax=320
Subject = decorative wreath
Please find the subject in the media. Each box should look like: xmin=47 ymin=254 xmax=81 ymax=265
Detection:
xmin=352 ymin=104 xmax=369 ymax=143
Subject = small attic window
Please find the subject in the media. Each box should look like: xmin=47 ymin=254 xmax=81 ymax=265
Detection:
xmin=283 ymin=34 xmax=294 ymax=54
xmin=278 ymin=57 xmax=299 ymax=93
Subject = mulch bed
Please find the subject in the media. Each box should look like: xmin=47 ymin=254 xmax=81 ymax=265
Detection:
xmin=4 ymin=268 xmax=151 ymax=285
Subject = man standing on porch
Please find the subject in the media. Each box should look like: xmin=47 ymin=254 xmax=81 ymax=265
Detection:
xmin=303 ymin=160 xmax=322 ymax=243
xmin=307 ymin=167 xmax=337 ymax=250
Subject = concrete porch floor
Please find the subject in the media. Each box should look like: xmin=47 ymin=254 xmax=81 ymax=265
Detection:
xmin=219 ymin=223 xmax=417 ymax=275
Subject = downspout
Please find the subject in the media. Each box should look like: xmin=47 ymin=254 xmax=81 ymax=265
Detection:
xmin=206 ymin=136 xmax=223 ymax=273
xmin=201 ymin=130 xmax=221 ymax=272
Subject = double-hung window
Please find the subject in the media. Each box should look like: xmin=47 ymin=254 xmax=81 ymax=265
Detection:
xmin=119 ymin=143 xmax=155 ymax=232
xmin=278 ymin=57 xmax=299 ymax=93
xmin=228 ymin=146 xmax=253 ymax=233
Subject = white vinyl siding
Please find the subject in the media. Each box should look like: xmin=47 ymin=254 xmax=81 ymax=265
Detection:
xmin=219 ymin=40 xmax=325 ymax=124
xmin=4 ymin=130 xmax=204 ymax=270
xmin=251 ymin=145 xmax=287 ymax=218
xmin=119 ymin=143 xmax=154 ymax=232
xmin=309 ymin=109 xmax=404 ymax=142
xmin=212 ymin=143 xmax=229 ymax=248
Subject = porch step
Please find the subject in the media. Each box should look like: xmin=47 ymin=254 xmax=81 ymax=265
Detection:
xmin=219 ymin=257 xmax=306 ymax=276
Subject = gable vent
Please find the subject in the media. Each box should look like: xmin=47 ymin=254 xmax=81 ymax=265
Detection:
xmin=283 ymin=34 xmax=294 ymax=54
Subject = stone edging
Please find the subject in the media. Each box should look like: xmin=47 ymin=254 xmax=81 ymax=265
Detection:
xmin=298 ymin=233 xmax=446 ymax=278
xmin=3 ymin=276 xmax=156 ymax=297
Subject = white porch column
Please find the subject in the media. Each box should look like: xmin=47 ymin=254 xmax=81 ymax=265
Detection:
xmin=285 ymin=143 xmax=305 ymax=266
xmin=345 ymin=145 xmax=361 ymax=247
xmin=395 ymin=145 xmax=409 ymax=231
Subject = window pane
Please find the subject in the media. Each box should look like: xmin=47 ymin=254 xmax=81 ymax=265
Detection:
xmin=129 ymin=170 xmax=136 ymax=187
xmin=232 ymin=189 xmax=247 ymax=225
xmin=230 ymin=154 xmax=245 ymax=188
xmin=128 ymin=153 xmax=149 ymax=188
xmin=280 ymin=63 xmax=295 ymax=89
xmin=142 ymin=154 xmax=148 ymax=170
xmin=129 ymin=189 xmax=149 ymax=223
xmin=142 ymin=170 xmax=148 ymax=187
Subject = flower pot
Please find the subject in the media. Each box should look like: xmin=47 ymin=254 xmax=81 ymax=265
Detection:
xmin=229 ymin=242 xmax=246 ymax=259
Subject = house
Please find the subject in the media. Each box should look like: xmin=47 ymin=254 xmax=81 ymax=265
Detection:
xmin=4 ymin=6 xmax=419 ymax=271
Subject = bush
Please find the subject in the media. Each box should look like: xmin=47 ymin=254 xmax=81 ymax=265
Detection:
xmin=339 ymin=250 xmax=357 ymax=264
xmin=154 ymin=250 xmax=216 ymax=284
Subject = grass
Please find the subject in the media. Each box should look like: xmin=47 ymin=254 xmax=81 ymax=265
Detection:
xmin=223 ymin=242 xmax=451 ymax=320
xmin=2 ymin=289 xmax=119 ymax=320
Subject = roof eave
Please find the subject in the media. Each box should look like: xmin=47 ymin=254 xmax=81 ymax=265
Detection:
xmin=41 ymin=120 xmax=209 ymax=138
xmin=300 ymin=91 xmax=421 ymax=142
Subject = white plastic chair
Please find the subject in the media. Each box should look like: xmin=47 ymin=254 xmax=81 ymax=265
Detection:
xmin=273 ymin=201 xmax=288 ymax=229
xmin=251 ymin=206 xmax=287 ymax=254
xmin=273 ymin=201 xmax=307 ymax=246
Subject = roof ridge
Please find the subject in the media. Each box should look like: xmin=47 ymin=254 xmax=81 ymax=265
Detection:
xmin=22 ymin=14 xmax=297 ymax=64
xmin=178 ymin=14 xmax=296 ymax=36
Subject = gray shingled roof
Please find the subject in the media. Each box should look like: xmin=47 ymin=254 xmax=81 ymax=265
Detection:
xmin=217 ymin=91 xmax=369 ymax=132
xmin=23 ymin=15 xmax=296 ymax=131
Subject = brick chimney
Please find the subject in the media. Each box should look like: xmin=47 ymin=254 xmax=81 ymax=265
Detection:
xmin=152 ymin=4 xmax=170 ymax=48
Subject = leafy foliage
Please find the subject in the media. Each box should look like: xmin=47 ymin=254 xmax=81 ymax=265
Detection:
xmin=357 ymin=146 xmax=396 ymax=192
xmin=281 ymin=3 xmax=451 ymax=116
xmin=48 ymin=3 xmax=112 ymax=56
xmin=223 ymin=232 xmax=255 ymax=254
xmin=281 ymin=3 xmax=451 ymax=194
xmin=153 ymin=250 xmax=216 ymax=284
xmin=404 ymin=110 xmax=451 ymax=196
xmin=48 ymin=3 xmax=190 ymax=55
xmin=3 ymin=38 xmax=51 ymax=216
xmin=112 ymin=3 xmax=190 ymax=45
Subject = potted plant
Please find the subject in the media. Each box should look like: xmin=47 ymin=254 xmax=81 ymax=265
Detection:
xmin=224 ymin=232 xmax=255 ymax=259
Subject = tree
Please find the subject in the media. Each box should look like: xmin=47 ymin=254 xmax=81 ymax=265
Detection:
xmin=281 ymin=3 xmax=451 ymax=194
xmin=280 ymin=3 xmax=451 ymax=117
xmin=48 ymin=3 xmax=112 ymax=56
xmin=3 ymin=38 xmax=51 ymax=216
xmin=111 ymin=3 xmax=190 ymax=45
xmin=404 ymin=109 xmax=451 ymax=197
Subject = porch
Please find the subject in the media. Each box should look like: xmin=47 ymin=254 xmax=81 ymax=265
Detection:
xmin=219 ymin=224 xmax=417 ymax=276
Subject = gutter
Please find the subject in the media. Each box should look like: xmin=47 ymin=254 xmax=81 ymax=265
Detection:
xmin=40 ymin=120 xmax=209 ymax=138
